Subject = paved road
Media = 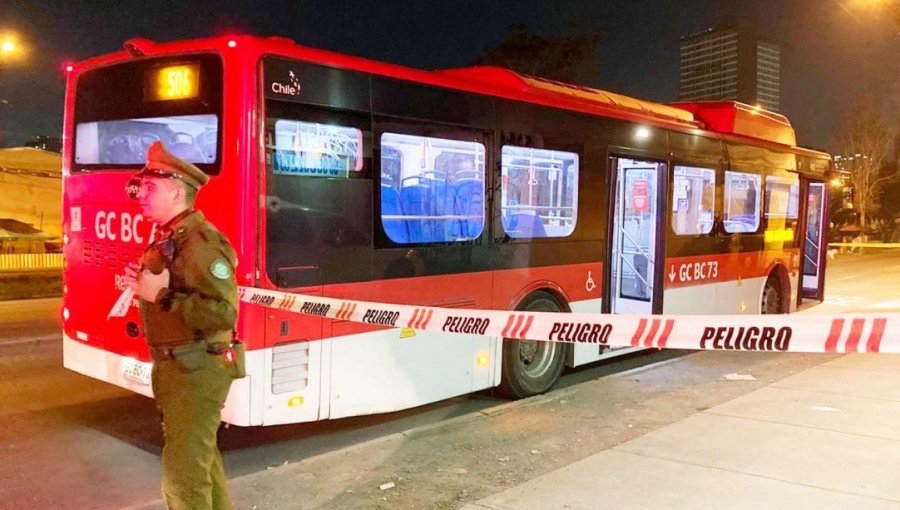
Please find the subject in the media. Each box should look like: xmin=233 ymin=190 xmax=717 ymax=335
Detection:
xmin=0 ymin=296 xmax=61 ymax=342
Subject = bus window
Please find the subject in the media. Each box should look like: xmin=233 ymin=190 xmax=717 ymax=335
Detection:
xmin=500 ymin=146 xmax=578 ymax=238
xmin=724 ymin=171 xmax=761 ymax=233
xmin=270 ymin=120 xmax=363 ymax=178
xmin=672 ymin=165 xmax=715 ymax=235
xmin=75 ymin=114 xmax=219 ymax=166
xmin=379 ymin=133 xmax=485 ymax=244
xmin=765 ymin=175 xmax=800 ymax=219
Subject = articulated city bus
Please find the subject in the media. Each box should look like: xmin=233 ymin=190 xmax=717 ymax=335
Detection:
xmin=62 ymin=35 xmax=831 ymax=426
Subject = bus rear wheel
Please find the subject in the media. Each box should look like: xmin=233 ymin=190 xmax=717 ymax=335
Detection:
xmin=761 ymin=277 xmax=783 ymax=314
xmin=498 ymin=291 xmax=567 ymax=399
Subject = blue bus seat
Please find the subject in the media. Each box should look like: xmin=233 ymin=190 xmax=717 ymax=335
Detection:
xmin=423 ymin=170 xmax=455 ymax=240
xmin=400 ymin=176 xmax=433 ymax=242
xmin=381 ymin=181 xmax=408 ymax=243
xmin=454 ymin=178 xmax=484 ymax=239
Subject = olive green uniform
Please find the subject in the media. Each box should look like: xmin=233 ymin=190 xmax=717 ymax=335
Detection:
xmin=140 ymin=209 xmax=238 ymax=510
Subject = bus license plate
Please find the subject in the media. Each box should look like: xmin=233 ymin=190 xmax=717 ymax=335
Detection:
xmin=123 ymin=358 xmax=152 ymax=385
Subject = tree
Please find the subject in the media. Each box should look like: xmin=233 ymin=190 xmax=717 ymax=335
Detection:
xmin=473 ymin=24 xmax=601 ymax=85
xmin=835 ymin=102 xmax=898 ymax=232
xmin=877 ymin=177 xmax=900 ymax=241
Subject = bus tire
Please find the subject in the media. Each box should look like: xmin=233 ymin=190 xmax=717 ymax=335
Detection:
xmin=498 ymin=291 xmax=567 ymax=399
xmin=761 ymin=276 xmax=784 ymax=314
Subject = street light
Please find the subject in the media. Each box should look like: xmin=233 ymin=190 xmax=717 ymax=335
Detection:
xmin=0 ymin=33 xmax=24 ymax=148
xmin=0 ymin=35 xmax=20 ymax=60
xmin=0 ymin=32 xmax=25 ymax=66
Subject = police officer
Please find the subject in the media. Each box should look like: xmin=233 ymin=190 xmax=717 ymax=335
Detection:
xmin=123 ymin=141 xmax=238 ymax=510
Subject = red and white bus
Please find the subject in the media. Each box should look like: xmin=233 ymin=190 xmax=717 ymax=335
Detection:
xmin=62 ymin=35 xmax=831 ymax=426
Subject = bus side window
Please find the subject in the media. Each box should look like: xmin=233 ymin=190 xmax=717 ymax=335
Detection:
xmin=764 ymin=175 xmax=800 ymax=220
xmin=500 ymin=145 xmax=579 ymax=239
xmin=269 ymin=119 xmax=363 ymax=178
xmin=379 ymin=132 xmax=486 ymax=244
xmin=723 ymin=170 xmax=761 ymax=233
xmin=672 ymin=165 xmax=716 ymax=235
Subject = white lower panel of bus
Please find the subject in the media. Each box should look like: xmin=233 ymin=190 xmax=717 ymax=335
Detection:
xmin=63 ymin=333 xmax=259 ymax=426
xmin=662 ymin=274 xmax=798 ymax=315
xmin=323 ymin=327 xmax=499 ymax=421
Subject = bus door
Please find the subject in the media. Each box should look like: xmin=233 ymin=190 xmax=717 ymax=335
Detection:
xmin=610 ymin=157 xmax=666 ymax=314
xmin=802 ymin=181 xmax=827 ymax=300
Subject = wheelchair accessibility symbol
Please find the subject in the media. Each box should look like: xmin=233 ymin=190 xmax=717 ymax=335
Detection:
xmin=585 ymin=271 xmax=597 ymax=292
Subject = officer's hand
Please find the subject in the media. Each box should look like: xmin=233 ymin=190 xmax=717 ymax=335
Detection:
xmin=123 ymin=262 xmax=140 ymax=291
xmin=136 ymin=268 xmax=170 ymax=302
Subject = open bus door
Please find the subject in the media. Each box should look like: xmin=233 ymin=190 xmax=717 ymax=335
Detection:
xmin=802 ymin=181 xmax=827 ymax=300
xmin=609 ymin=156 xmax=667 ymax=315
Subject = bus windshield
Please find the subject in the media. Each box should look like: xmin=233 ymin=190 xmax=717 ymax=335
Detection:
xmin=72 ymin=54 xmax=223 ymax=174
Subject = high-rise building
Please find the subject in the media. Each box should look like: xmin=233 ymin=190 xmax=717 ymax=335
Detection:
xmin=24 ymin=136 xmax=62 ymax=153
xmin=679 ymin=24 xmax=781 ymax=111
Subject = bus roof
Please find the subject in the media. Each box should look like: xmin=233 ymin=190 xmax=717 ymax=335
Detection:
xmin=436 ymin=66 xmax=696 ymax=124
xmin=73 ymin=35 xmax=830 ymax=161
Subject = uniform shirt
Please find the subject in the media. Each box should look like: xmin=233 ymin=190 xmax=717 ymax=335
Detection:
xmin=139 ymin=210 xmax=238 ymax=347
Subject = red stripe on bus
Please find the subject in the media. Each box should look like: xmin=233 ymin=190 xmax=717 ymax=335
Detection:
xmin=844 ymin=318 xmax=865 ymax=352
xmin=348 ymin=303 xmax=357 ymax=320
xmin=866 ymin=318 xmax=887 ymax=353
xmin=825 ymin=319 xmax=844 ymax=353
xmin=656 ymin=319 xmax=675 ymax=348
xmin=336 ymin=302 xmax=347 ymax=319
xmin=518 ymin=315 xmax=535 ymax=339
xmin=631 ymin=319 xmax=648 ymax=347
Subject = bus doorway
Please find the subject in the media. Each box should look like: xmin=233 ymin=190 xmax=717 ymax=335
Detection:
xmin=803 ymin=181 xmax=827 ymax=300
xmin=609 ymin=157 xmax=666 ymax=315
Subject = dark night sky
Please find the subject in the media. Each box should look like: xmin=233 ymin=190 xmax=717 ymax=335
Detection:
xmin=0 ymin=0 xmax=896 ymax=151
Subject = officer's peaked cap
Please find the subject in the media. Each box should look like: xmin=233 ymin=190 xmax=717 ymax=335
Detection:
xmin=137 ymin=141 xmax=209 ymax=190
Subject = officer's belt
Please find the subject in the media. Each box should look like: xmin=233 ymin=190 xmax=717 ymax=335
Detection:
xmin=150 ymin=340 xmax=230 ymax=360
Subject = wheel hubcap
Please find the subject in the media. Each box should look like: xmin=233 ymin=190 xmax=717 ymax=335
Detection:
xmin=519 ymin=339 xmax=558 ymax=377
xmin=762 ymin=286 xmax=780 ymax=314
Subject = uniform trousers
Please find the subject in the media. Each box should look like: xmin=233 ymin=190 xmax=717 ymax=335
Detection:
xmin=151 ymin=341 xmax=234 ymax=510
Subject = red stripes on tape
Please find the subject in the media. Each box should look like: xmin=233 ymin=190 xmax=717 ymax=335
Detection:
xmin=407 ymin=308 xmax=433 ymax=329
xmin=825 ymin=317 xmax=886 ymax=353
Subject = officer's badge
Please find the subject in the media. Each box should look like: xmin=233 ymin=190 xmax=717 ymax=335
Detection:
xmin=211 ymin=259 xmax=233 ymax=279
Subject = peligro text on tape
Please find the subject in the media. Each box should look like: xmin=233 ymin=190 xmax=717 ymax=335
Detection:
xmin=237 ymin=286 xmax=898 ymax=354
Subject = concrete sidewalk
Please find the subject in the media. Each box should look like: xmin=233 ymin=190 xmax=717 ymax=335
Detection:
xmin=462 ymin=353 xmax=900 ymax=510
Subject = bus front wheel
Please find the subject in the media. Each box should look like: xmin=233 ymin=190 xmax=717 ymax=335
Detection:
xmin=498 ymin=291 xmax=567 ymax=399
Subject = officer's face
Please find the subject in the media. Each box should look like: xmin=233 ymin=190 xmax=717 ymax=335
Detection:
xmin=137 ymin=177 xmax=184 ymax=223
